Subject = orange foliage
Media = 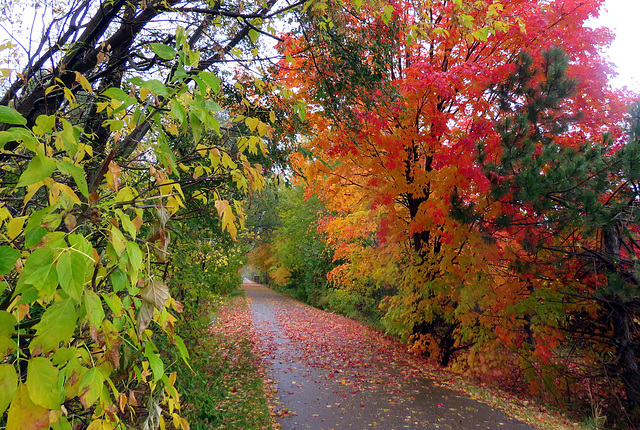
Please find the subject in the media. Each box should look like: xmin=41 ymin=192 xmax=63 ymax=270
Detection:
xmin=277 ymin=0 xmax=633 ymax=405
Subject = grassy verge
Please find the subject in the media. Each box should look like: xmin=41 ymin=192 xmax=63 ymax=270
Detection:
xmin=163 ymin=290 xmax=272 ymax=430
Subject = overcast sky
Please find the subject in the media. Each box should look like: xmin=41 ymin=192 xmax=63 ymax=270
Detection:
xmin=596 ymin=0 xmax=640 ymax=92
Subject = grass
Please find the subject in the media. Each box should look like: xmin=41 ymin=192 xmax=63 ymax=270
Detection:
xmin=168 ymin=290 xmax=273 ymax=430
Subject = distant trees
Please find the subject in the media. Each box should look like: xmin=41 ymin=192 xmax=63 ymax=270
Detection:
xmin=247 ymin=183 xmax=335 ymax=302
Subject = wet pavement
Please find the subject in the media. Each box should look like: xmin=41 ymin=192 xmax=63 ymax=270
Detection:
xmin=243 ymin=281 xmax=534 ymax=430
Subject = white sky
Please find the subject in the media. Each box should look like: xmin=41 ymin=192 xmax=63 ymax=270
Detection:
xmin=596 ymin=0 xmax=640 ymax=93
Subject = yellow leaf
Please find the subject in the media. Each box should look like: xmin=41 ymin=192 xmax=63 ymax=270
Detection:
xmin=44 ymin=85 xmax=59 ymax=96
xmin=222 ymin=152 xmax=235 ymax=168
xmin=6 ymin=383 xmax=50 ymax=430
xmin=74 ymin=71 xmax=93 ymax=95
xmin=269 ymin=111 xmax=276 ymax=123
xmin=257 ymin=121 xmax=267 ymax=136
xmin=115 ymin=187 xmax=136 ymax=203
xmin=167 ymin=123 xmax=179 ymax=135
xmin=166 ymin=195 xmax=182 ymax=215
xmin=82 ymin=143 xmax=94 ymax=157
xmin=63 ymin=87 xmax=76 ymax=105
xmin=173 ymin=182 xmax=185 ymax=200
xmin=159 ymin=180 xmax=172 ymax=197
xmin=106 ymin=161 xmax=121 ymax=192
xmin=87 ymin=419 xmax=115 ymax=430
xmin=6 ymin=216 xmax=26 ymax=240
xmin=140 ymin=87 xmax=150 ymax=101
xmin=245 ymin=117 xmax=259 ymax=132
xmin=56 ymin=182 xmax=81 ymax=204
xmin=222 ymin=204 xmax=237 ymax=240
xmin=96 ymin=102 xmax=109 ymax=113
xmin=214 ymin=200 xmax=228 ymax=217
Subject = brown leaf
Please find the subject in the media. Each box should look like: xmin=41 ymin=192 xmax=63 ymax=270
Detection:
xmin=118 ymin=393 xmax=127 ymax=413
xmin=129 ymin=390 xmax=139 ymax=407
xmin=64 ymin=214 xmax=77 ymax=232
xmin=136 ymin=302 xmax=154 ymax=337
xmin=140 ymin=280 xmax=169 ymax=310
xmin=132 ymin=216 xmax=143 ymax=232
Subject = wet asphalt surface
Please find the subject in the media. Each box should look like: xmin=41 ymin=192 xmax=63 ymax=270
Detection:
xmin=243 ymin=281 xmax=535 ymax=430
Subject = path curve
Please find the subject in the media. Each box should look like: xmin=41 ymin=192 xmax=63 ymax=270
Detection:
xmin=244 ymin=281 xmax=534 ymax=430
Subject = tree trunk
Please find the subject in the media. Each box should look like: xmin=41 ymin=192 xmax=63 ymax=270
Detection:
xmin=611 ymin=302 xmax=640 ymax=408
xmin=603 ymin=224 xmax=640 ymax=409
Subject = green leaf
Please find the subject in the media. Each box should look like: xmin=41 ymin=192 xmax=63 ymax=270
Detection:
xmin=56 ymin=250 xmax=88 ymax=302
xmin=0 ymin=364 xmax=18 ymax=414
xmin=144 ymin=341 xmax=164 ymax=383
xmin=173 ymin=335 xmax=191 ymax=369
xmin=0 ymin=246 xmax=20 ymax=276
xmin=0 ymin=127 xmax=38 ymax=150
xmin=22 ymin=247 xmax=58 ymax=297
xmin=68 ymin=233 xmax=93 ymax=257
xmin=249 ymin=28 xmax=259 ymax=43
xmin=170 ymin=100 xmax=188 ymax=132
xmin=293 ymin=102 xmax=307 ymax=122
xmin=117 ymin=210 xmax=137 ymax=238
xmin=84 ymin=290 xmax=104 ymax=329
xmin=150 ymin=43 xmax=177 ymax=60
xmin=30 ymin=299 xmax=78 ymax=355
xmin=50 ymin=347 xmax=77 ymax=366
xmin=197 ymin=71 xmax=221 ymax=93
xmin=24 ymin=227 xmax=47 ymax=249
xmin=102 ymin=87 xmax=129 ymax=101
xmin=58 ymin=160 xmax=89 ymax=198
xmin=141 ymin=79 xmax=169 ymax=97
xmin=32 ymin=114 xmax=55 ymax=135
xmin=205 ymin=99 xmax=221 ymax=113
xmin=190 ymin=111 xmax=202 ymax=142
xmin=78 ymin=368 xmax=103 ymax=408
xmin=208 ymin=115 xmax=220 ymax=135
xmin=0 ymin=105 xmax=26 ymax=125
xmin=0 ymin=336 xmax=16 ymax=358
xmin=0 ymin=311 xmax=17 ymax=337
xmin=472 ymin=27 xmax=490 ymax=41
xmin=26 ymin=357 xmax=61 ymax=409
xmin=17 ymin=155 xmax=56 ymax=187
xmin=382 ymin=4 xmax=395 ymax=25
xmin=101 ymin=293 xmax=123 ymax=317
xmin=60 ymin=119 xmax=78 ymax=156
xmin=51 ymin=417 xmax=72 ymax=430
xmin=110 ymin=269 xmax=128 ymax=293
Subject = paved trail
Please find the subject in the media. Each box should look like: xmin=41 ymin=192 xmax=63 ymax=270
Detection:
xmin=243 ymin=281 xmax=534 ymax=430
